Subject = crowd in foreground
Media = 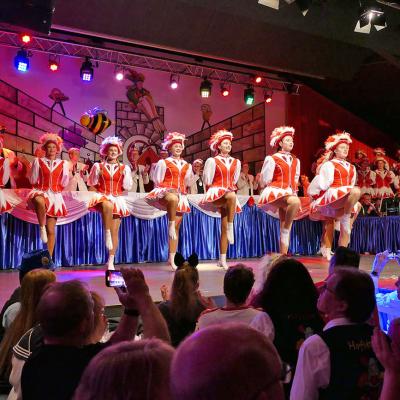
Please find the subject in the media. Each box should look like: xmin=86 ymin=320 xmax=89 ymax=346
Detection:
xmin=0 ymin=247 xmax=399 ymax=400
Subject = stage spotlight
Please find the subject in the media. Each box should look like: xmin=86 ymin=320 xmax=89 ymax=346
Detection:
xmin=354 ymin=4 xmax=387 ymax=34
xmin=220 ymin=83 xmax=230 ymax=97
xmin=114 ymin=66 xmax=124 ymax=81
xmin=170 ymin=74 xmax=179 ymax=89
xmin=255 ymin=75 xmax=262 ymax=84
xmin=264 ymin=90 xmax=273 ymax=103
xmin=200 ymin=77 xmax=212 ymax=98
xmin=258 ymin=0 xmax=311 ymax=16
xmin=80 ymin=57 xmax=94 ymax=82
xmin=20 ymin=33 xmax=32 ymax=44
xmin=48 ymin=55 xmax=59 ymax=72
xmin=244 ymin=85 xmax=255 ymax=105
xmin=14 ymin=49 xmax=30 ymax=72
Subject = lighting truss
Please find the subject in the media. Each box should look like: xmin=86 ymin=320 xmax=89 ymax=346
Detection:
xmin=0 ymin=30 xmax=300 ymax=94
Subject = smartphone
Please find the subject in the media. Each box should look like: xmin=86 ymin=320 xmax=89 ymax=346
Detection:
xmin=105 ymin=270 xmax=125 ymax=287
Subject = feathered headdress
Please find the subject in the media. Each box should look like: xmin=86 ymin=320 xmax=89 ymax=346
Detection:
xmin=373 ymin=147 xmax=386 ymax=156
xmin=270 ymin=126 xmax=295 ymax=147
xmin=374 ymin=156 xmax=389 ymax=170
xmin=324 ymin=131 xmax=352 ymax=151
xmin=99 ymin=136 xmax=123 ymax=157
xmin=39 ymin=133 xmax=63 ymax=152
xmin=355 ymin=149 xmax=367 ymax=158
xmin=162 ymin=132 xmax=186 ymax=151
xmin=209 ymin=129 xmax=233 ymax=153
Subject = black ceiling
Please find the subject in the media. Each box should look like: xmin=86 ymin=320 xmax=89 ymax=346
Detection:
xmin=5 ymin=0 xmax=400 ymax=144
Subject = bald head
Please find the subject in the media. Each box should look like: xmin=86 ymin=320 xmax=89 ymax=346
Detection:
xmin=171 ymin=324 xmax=284 ymax=400
xmin=37 ymin=280 xmax=94 ymax=341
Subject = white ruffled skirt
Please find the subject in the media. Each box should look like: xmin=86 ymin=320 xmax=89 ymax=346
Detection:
xmin=145 ymin=188 xmax=190 ymax=213
xmin=27 ymin=189 xmax=67 ymax=217
xmin=89 ymin=192 xmax=131 ymax=217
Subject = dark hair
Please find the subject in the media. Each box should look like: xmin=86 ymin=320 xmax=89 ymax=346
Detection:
xmin=331 ymin=247 xmax=360 ymax=269
xmin=224 ymin=264 xmax=255 ymax=305
xmin=37 ymin=280 xmax=93 ymax=338
xmin=253 ymin=258 xmax=319 ymax=318
xmin=332 ymin=268 xmax=376 ymax=323
xmin=170 ymin=265 xmax=199 ymax=320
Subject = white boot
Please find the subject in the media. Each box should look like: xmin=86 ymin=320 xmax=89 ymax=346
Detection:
xmin=280 ymin=228 xmax=290 ymax=247
xmin=169 ymin=253 xmax=177 ymax=271
xmin=338 ymin=214 xmax=351 ymax=235
xmin=40 ymin=226 xmax=48 ymax=244
xmin=106 ymin=255 xmax=115 ymax=270
xmin=227 ymin=222 xmax=234 ymax=244
xmin=218 ymin=254 xmax=228 ymax=270
xmin=321 ymin=247 xmax=332 ymax=261
xmin=105 ymin=229 xmax=113 ymax=251
xmin=168 ymin=221 xmax=177 ymax=240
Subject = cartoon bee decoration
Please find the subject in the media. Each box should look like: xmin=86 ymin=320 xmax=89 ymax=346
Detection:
xmin=80 ymin=107 xmax=112 ymax=135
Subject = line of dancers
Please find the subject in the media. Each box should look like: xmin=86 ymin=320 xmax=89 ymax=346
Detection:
xmin=0 ymin=128 xmax=363 ymax=270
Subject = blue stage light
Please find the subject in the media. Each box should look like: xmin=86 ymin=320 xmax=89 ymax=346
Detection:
xmin=80 ymin=57 xmax=94 ymax=82
xmin=14 ymin=49 xmax=30 ymax=72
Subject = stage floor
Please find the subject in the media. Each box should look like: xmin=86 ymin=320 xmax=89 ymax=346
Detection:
xmin=0 ymin=256 xmax=399 ymax=307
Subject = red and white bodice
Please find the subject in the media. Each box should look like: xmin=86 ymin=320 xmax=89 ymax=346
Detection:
xmin=356 ymin=169 xmax=376 ymax=196
xmin=309 ymin=158 xmax=356 ymax=211
xmin=145 ymin=157 xmax=192 ymax=213
xmin=87 ymin=162 xmax=132 ymax=217
xmin=201 ymin=155 xmax=241 ymax=212
xmin=28 ymin=158 xmax=70 ymax=217
xmin=258 ymin=152 xmax=300 ymax=210
xmin=374 ymin=170 xmax=395 ymax=198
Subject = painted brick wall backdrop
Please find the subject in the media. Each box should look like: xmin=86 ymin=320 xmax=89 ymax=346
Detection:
xmin=184 ymin=103 xmax=267 ymax=174
xmin=0 ymin=79 xmax=100 ymax=163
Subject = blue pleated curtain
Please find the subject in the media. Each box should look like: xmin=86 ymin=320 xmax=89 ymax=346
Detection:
xmin=0 ymin=207 xmax=399 ymax=269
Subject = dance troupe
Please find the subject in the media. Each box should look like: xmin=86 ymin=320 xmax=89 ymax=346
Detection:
xmin=0 ymin=128 xmax=364 ymax=270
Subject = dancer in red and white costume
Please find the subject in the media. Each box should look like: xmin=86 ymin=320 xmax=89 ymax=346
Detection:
xmin=258 ymin=126 xmax=301 ymax=254
xmin=0 ymin=136 xmax=15 ymax=213
xmin=28 ymin=133 xmax=69 ymax=257
xmin=202 ymin=130 xmax=241 ymax=269
xmin=146 ymin=132 xmax=192 ymax=270
xmin=373 ymin=157 xmax=395 ymax=199
xmin=356 ymin=156 xmax=376 ymax=196
xmin=87 ymin=137 xmax=132 ymax=270
xmin=309 ymin=131 xmax=360 ymax=247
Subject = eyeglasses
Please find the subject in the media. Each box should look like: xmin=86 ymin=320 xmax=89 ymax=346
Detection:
xmin=250 ymin=362 xmax=292 ymax=399
xmin=321 ymin=282 xmax=335 ymax=295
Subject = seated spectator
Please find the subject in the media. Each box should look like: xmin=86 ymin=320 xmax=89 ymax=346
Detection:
xmin=158 ymin=254 xmax=214 ymax=347
xmin=291 ymin=268 xmax=383 ymax=400
xmin=314 ymin=246 xmax=360 ymax=291
xmin=171 ymin=323 xmax=285 ymax=400
xmin=196 ymin=264 xmax=274 ymax=340
xmin=21 ymin=269 xmax=170 ymax=400
xmin=8 ymin=291 xmax=108 ymax=400
xmin=251 ymin=258 xmax=323 ymax=395
xmin=0 ymin=269 xmax=56 ymax=391
xmin=0 ymin=250 xmax=54 ymax=341
xmin=359 ymin=193 xmax=380 ymax=216
xmin=73 ymin=339 xmax=174 ymax=400
xmin=370 ymin=250 xmax=400 ymax=332
xmin=372 ymin=326 xmax=400 ymax=400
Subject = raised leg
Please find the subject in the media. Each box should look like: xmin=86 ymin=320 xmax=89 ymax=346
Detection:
xmin=338 ymin=188 xmax=361 ymax=247
xmin=100 ymin=201 xmax=114 ymax=250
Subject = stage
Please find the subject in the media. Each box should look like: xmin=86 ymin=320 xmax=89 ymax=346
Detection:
xmin=0 ymin=255 xmax=398 ymax=308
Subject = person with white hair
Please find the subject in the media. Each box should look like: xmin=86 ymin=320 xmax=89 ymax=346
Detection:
xmin=308 ymin=131 xmax=360 ymax=247
xmin=201 ymin=130 xmax=241 ymax=269
xmin=189 ymin=159 xmax=204 ymax=194
xmin=87 ymin=137 xmax=133 ymax=269
xmin=27 ymin=133 xmax=70 ymax=257
xmin=145 ymin=132 xmax=193 ymax=270
xmin=258 ymin=126 xmax=301 ymax=254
